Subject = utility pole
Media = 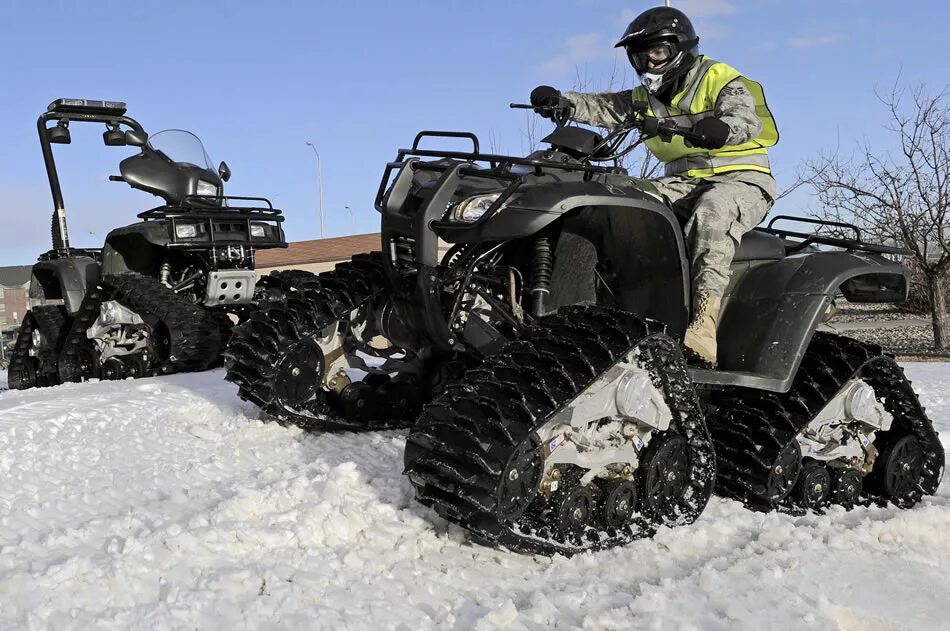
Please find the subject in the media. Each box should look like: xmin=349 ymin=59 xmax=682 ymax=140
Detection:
xmin=304 ymin=141 xmax=325 ymax=239
xmin=344 ymin=205 xmax=354 ymax=232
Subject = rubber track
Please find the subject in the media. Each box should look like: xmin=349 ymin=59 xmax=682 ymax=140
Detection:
xmin=404 ymin=305 xmax=715 ymax=556
xmin=59 ymin=273 xmax=222 ymax=382
xmin=224 ymin=252 xmax=415 ymax=431
xmin=708 ymin=332 xmax=944 ymax=509
xmin=7 ymin=306 xmax=69 ymax=389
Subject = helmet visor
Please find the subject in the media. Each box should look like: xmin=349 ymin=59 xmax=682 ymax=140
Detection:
xmin=627 ymin=42 xmax=677 ymax=74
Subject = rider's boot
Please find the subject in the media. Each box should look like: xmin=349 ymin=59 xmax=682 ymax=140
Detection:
xmin=683 ymin=292 xmax=720 ymax=368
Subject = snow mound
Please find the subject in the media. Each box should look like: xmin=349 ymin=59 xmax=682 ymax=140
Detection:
xmin=1 ymin=366 xmax=947 ymax=629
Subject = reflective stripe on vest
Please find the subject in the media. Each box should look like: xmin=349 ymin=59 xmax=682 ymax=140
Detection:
xmin=633 ymin=56 xmax=778 ymax=178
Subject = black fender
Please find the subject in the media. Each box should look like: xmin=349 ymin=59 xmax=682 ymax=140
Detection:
xmin=698 ymin=251 xmax=909 ymax=392
xmin=29 ymin=257 xmax=100 ymax=315
xmin=101 ymin=221 xmax=172 ymax=276
xmin=440 ymin=179 xmax=669 ymax=242
xmin=442 ymin=180 xmax=691 ymax=333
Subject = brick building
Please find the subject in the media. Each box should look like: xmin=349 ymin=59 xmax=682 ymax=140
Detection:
xmin=0 ymin=265 xmax=32 ymax=330
xmin=255 ymin=233 xmax=448 ymax=276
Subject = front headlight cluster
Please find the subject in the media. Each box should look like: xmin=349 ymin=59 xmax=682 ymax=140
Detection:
xmin=249 ymin=223 xmax=267 ymax=238
xmin=196 ymin=179 xmax=220 ymax=198
xmin=450 ymin=192 xmax=503 ymax=223
xmin=175 ymin=223 xmax=198 ymax=238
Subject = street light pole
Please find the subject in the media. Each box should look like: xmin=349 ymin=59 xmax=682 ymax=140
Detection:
xmin=305 ymin=141 xmax=325 ymax=239
xmin=344 ymin=205 xmax=354 ymax=232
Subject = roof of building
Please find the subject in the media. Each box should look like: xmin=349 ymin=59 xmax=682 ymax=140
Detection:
xmin=0 ymin=265 xmax=33 ymax=288
xmin=255 ymin=233 xmax=382 ymax=269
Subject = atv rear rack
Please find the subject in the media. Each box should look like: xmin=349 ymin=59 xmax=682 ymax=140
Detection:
xmin=757 ymin=215 xmax=912 ymax=256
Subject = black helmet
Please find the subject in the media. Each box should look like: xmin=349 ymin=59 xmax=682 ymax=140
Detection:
xmin=615 ymin=7 xmax=699 ymax=95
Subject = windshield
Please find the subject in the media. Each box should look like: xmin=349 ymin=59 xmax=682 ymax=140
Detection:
xmin=146 ymin=129 xmax=215 ymax=170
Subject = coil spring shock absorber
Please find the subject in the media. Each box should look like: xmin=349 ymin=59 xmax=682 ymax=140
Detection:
xmin=529 ymin=236 xmax=553 ymax=317
xmin=159 ymin=261 xmax=172 ymax=288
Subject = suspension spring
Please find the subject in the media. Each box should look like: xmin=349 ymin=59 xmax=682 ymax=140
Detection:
xmin=159 ymin=261 xmax=172 ymax=288
xmin=529 ymin=237 xmax=553 ymax=317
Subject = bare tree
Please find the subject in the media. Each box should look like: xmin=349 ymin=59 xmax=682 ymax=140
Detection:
xmin=805 ymin=81 xmax=950 ymax=347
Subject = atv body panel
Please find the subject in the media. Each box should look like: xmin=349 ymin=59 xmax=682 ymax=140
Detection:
xmin=29 ymin=256 xmax=100 ymax=314
xmin=693 ymin=240 xmax=909 ymax=392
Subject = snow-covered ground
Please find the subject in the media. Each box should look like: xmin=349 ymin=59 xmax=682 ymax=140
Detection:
xmin=0 ymin=366 xmax=947 ymax=630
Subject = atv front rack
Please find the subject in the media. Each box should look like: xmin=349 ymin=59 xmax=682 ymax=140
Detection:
xmin=758 ymin=215 xmax=912 ymax=256
xmin=376 ymin=130 xmax=621 ymax=231
xmin=137 ymin=196 xmax=286 ymax=251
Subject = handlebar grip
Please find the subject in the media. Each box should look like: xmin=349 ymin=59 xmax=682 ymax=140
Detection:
xmin=108 ymin=175 xmax=124 ymax=182
xmin=509 ymin=103 xmax=535 ymax=109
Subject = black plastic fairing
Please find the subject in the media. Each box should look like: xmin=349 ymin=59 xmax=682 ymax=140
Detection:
xmin=120 ymin=151 xmax=223 ymax=206
xmin=694 ymin=251 xmax=910 ymax=392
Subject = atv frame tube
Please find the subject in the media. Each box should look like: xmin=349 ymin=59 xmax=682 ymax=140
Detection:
xmin=38 ymin=104 xmax=148 ymax=254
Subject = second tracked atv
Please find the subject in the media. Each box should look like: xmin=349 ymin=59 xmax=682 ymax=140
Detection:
xmin=8 ymin=99 xmax=287 ymax=390
xmin=225 ymin=103 xmax=944 ymax=555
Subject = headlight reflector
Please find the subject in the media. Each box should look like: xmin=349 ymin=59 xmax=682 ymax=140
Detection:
xmin=196 ymin=180 xmax=219 ymax=198
xmin=249 ymin=223 xmax=267 ymax=238
xmin=451 ymin=192 xmax=502 ymax=223
xmin=175 ymin=223 xmax=198 ymax=238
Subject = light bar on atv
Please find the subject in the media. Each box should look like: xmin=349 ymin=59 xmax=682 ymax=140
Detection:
xmin=47 ymin=98 xmax=128 ymax=116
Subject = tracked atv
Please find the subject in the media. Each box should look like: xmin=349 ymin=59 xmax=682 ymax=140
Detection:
xmin=225 ymin=103 xmax=944 ymax=555
xmin=7 ymin=99 xmax=287 ymax=390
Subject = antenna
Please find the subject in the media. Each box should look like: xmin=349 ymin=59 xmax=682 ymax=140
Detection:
xmin=666 ymin=0 xmax=671 ymax=6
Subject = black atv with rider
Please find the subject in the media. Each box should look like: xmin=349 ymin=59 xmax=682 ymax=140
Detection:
xmin=224 ymin=102 xmax=944 ymax=555
xmin=7 ymin=98 xmax=287 ymax=390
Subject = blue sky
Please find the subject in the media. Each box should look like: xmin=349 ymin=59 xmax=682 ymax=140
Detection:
xmin=0 ymin=0 xmax=946 ymax=265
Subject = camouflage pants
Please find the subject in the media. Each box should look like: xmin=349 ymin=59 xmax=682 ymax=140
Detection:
xmin=652 ymin=172 xmax=776 ymax=300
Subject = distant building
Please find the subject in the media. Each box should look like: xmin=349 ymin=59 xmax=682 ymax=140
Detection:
xmin=0 ymin=265 xmax=32 ymax=330
xmin=255 ymin=233 xmax=448 ymax=276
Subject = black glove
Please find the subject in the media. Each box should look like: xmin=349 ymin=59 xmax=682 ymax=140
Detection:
xmin=530 ymin=85 xmax=571 ymax=120
xmin=687 ymin=117 xmax=731 ymax=149
xmin=530 ymin=85 xmax=561 ymax=108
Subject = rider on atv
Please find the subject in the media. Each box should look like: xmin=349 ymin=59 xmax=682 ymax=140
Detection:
xmin=530 ymin=5 xmax=778 ymax=367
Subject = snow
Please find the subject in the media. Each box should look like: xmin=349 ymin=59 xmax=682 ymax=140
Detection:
xmin=0 ymin=365 xmax=947 ymax=630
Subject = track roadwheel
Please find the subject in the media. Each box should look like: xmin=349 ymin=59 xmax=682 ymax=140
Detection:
xmin=555 ymin=486 xmax=596 ymax=541
xmin=600 ymin=479 xmax=638 ymax=529
xmin=101 ymin=358 xmax=127 ymax=381
xmin=765 ymin=441 xmax=803 ymax=503
xmin=792 ymin=461 xmax=831 ymax=510
xmin=874 ymin=435 xmax=925 ymax=508
xmin=498 ymin=437 xmax=544 ymax=521
xmin=639 ymin=433 xmax=690 ymax=522
xmin=831 ymin=468 xmax=863 ymax=508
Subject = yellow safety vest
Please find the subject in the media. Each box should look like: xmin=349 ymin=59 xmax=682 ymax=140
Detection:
xmin=632 ymin=56 xmax=779 ymax=178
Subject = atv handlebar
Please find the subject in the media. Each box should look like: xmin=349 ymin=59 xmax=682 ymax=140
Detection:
xmin=510 ymin=102 xmax=709 ymax=150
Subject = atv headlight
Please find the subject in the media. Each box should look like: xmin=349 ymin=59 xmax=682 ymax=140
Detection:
xmin=175 ymin=223 xmax=198 ymax=238
xmin=451 ymin=192 xmax=503 ymax=223
xmin=249 ymin=223 xmax=267 ymax=238
xmin=196 ymin=179 xmax=219 ymax=198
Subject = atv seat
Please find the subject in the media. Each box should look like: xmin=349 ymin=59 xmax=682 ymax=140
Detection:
xmin=733 ymin=230 xmax=785 ymax=262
